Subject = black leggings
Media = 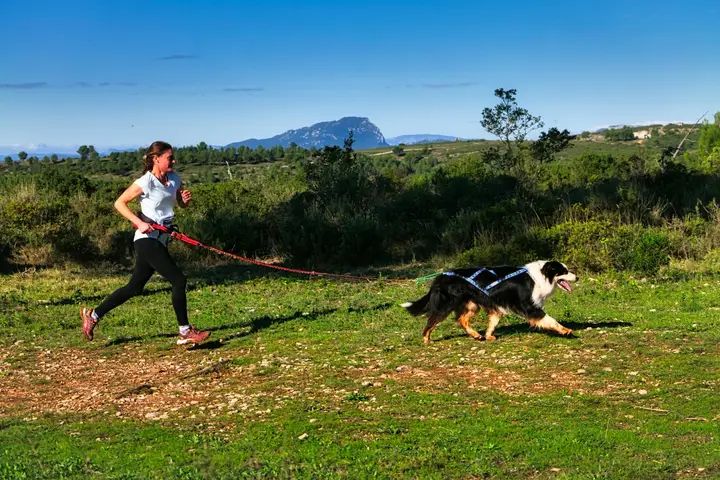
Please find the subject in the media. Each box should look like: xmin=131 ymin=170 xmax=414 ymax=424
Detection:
xmin=95 ymin=238 xmax=188 ymax=326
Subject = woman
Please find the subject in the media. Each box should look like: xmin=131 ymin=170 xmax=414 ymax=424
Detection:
xmin=81 ymin=141 xmax=210 ymax=345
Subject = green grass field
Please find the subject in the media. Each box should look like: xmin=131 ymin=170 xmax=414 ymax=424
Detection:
xmin=1 ymin=261 xmax=719 ymax=479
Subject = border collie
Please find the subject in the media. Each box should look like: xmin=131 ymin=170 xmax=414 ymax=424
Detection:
xmin=402 ymin=260 xmax=577 ymax=343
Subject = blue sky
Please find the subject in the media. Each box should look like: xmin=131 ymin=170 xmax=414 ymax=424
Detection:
xmin=2 ymin=0 xmax=719 ymax=152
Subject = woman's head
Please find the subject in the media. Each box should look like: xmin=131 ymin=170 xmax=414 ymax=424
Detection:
xmin=142 ymin=140 xmax=173 ymax=173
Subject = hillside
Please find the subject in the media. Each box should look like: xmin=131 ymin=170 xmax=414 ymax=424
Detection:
xmin=226 ymin=116 xmax=389 ymax=150
xmin=385 ymin=134 xmax=461 ymax=145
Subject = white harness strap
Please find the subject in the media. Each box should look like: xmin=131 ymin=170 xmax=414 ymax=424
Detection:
xmin=442 ymin=267 xmax=528 ymax=295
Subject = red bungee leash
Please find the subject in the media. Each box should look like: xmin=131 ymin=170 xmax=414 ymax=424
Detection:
xmin=150 ymin=223 xmax=380 ymax=283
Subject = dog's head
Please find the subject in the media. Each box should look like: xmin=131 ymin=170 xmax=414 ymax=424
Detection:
xmin=540 ymin=261 xmax=577 ymax=292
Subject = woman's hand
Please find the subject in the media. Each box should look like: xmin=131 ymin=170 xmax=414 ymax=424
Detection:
xmin=179 ymin=188 xmax=192 ymax=206
xmin=136 ymin=221 xmax=154 ymax=233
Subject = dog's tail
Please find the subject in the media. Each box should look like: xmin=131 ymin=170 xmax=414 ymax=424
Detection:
xmin=400 ymin=292 xmax=431 ymax=316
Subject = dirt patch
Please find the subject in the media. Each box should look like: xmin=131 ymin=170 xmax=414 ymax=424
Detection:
xmin=0 ymin=344 xmax=595 ymax=422
xmin=0 ymin=345 xmax=271 ymax=421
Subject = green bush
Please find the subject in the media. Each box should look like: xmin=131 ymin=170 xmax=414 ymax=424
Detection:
xmin=454 ymin=221 xmax=670 ymax=275
xmin=544 ymin=220 xmax=613 ymax=271
xmin=453 ymin=225 xmax=554 ymax=267
xmin=607 ymin=227 xmax=670 ymax=275
xmin=702 ymin=248 xmax=720 ymax=271
xmin=0 ymin=183 xmax=97 ymax=265
xmin=455 ymin=242 xmax=525 ymax=267
xmin=1 ymin=138 xmax=718 ymax=273
xmin=604 ymin=126 xmax=636 ymax=141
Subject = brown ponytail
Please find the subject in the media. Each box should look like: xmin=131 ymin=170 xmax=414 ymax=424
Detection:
xmin=142 ymin=140 xmax=173 ymax=173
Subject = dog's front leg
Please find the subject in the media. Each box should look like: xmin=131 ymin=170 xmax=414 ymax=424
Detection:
xmin=528 ymin=314 xmax=573 ymax=336
xmin=456 ymin=301 xmax=482 ymax=341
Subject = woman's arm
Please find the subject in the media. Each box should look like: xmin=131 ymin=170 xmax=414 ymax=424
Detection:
xmin=114 ymin=183 xmax=154 ymax=233
xmin=177 ymin=184 xmax=192 ymax=208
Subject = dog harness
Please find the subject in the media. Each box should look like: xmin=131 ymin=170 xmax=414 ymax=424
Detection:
xmin=442 ymin=267 xmax=528 ymax=295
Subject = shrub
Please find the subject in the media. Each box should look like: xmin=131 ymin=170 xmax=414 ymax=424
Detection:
xmin=545 ymin=220 xmax=613 ymax=271
xmin=702 ymin=248 xmax=720 ymax=271
xmin=70 ymin=192 xmax=127 ymax=261
xmin=0 ymin=182 xmax=94 ymax=265
xmin=452 ymin=225 xmax=554 ymax=267
xmin=607 ymin=227 xmax=670 ymax=275
xmin=455 ymin=221 xmax=670 ymax=275
xmin=275 ymin=137 xmax=391 ymax=266
xmin=455 ymin=242 xmax=525 ymax=267
xmin=440 ymin=209 xmax=491 ymax=254
xmin=604 ymin=126 xmax=635 ymax=141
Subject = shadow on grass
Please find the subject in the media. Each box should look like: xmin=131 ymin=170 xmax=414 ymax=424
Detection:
xmin=432 ymin=320 xmax=633 ymax=343
xmin=496 ymin=319 xmax=632 ymax=339
xmin=47 ymin=287 xmax=175 ymax=307
xmin=39 ymin=264 xmax=261 ymax=307
xmin=104 ymin=302 xmax=395 ymax=349
xmin=104 ymin=331 xmax=177 ymax=347
xmin=40 ymin=262 xmax=395 ymax=307
xmin=194 ymin=302 xmax=395 ymax=351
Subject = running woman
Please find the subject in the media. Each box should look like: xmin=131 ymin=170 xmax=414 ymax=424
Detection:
xmin=80 ymin=140 xmax=210 ymax=345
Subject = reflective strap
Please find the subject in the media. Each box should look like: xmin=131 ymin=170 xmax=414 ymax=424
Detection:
xmin=442 ymin=267 xmax=527 ymax=295
xmin=484 ymin=267 xmax=528 ymax=290
xmin=468 ymin=267 xmax=496 ymax=281
xmin=442 ymin=271 xmax=490 ymax=295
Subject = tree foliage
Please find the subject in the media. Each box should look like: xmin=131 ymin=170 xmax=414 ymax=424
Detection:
xmin=698 ymin=112 xmax=720 ymax=158
xmin=2 ymin=110 xmax=718 ymax=274
xmin=480 ymin=88 xmax=543 ymax=153
xmin=604 ymin=126 xmax=635 ymax=142
xmin=532 ymin=128 xmax=574 ymax=162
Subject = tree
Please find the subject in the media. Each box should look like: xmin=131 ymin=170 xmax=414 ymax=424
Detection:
xmin=604 ymin=126 xmax=635 ymax=142
xmin=18 ymin=151 xmax=28 ymax=161
xmin=303 ymin=130 xmax=360 ymax=200
xmin=531 ymin=127 xmax=574 ymax=162
xmin=4 ymin=156 xmax=12 ymax=166
xmin=77 ymin=145 xmax=90 ymax=161
xmin=698 ymin=112 xmax=720 ymax=158
xmin=88 ymin=145 xmax=100 ymax=162
xmin=480 ymin=88 xmax=543 ymax=154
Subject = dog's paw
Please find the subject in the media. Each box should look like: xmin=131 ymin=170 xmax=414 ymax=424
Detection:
xmin=556 ymin=328 xmax=576 ymax=338
xmin=473 ymin=335 xmax=483 ymax=341
xmin=485 ymin=335 xmax=496 ymax=342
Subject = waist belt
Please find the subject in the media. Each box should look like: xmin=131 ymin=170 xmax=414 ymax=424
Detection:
xmin=138 ymin=212 xmax=176 ymax=231
xmin=137 ymin=212 xmax=176 ymax=245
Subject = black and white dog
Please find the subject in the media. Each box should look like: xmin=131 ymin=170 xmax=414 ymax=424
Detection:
xmin=402 ymin=260 xmax=577 ymax=343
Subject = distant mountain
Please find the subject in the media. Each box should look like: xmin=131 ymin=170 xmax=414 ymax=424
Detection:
xmin=226 ymin=116 xmax=388 ymax=150
xmin=0 ymin=144 xmax=140 ymax=159
xmin=0 ymin=145 xmax=79 ymax=158
xmin=106 ymin=147 xmax=139 ymax=153
xmin=385 ymin=134 xmax=461 ymax=146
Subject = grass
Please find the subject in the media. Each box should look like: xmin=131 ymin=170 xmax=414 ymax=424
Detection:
xmin=0 ymin=262 xmax=719 ymax=479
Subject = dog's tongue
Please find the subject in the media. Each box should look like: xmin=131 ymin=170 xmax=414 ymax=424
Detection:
xmin=559 ymin=280 xmax=573 ymax=292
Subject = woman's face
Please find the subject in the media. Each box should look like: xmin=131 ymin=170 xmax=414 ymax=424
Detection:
xmin=155 ymin=149 xmax=175 ymax=172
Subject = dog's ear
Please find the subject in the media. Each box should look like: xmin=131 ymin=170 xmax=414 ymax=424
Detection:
xmin=541 ymin=260 xmax=568 ymax=280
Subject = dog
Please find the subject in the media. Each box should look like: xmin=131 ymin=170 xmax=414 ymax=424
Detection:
xmin=402 ymin=260 xmax=577 ymax=343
